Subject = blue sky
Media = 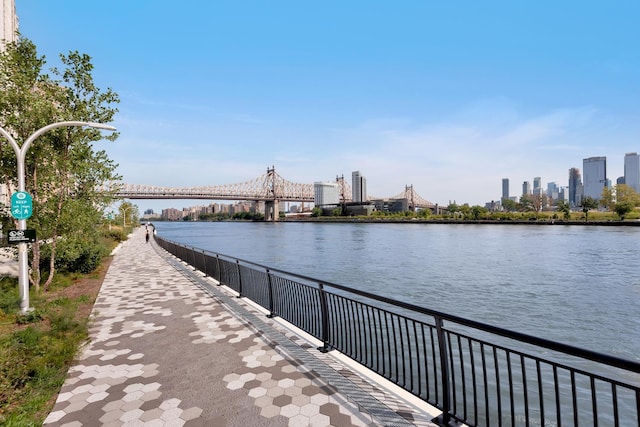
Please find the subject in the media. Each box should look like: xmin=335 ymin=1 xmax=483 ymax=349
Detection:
xmin=16 ymin=1 xmax=640 ymax=213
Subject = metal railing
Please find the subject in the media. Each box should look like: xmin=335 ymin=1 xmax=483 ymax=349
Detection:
xmin=155 ymin=235 xmax=640 ymax=427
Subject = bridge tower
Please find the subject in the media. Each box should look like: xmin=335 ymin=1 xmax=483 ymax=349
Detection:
xmin=264 ymin=166 xmax=279 ymax=222
xmin=406 ymin=184 xmax=416 ymax=211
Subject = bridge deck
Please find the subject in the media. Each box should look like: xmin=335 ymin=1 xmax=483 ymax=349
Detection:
xmin=43 ymin=228 xmax=440 ymax=426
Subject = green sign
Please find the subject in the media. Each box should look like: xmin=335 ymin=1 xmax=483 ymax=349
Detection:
xmin=11 ymin=191 xmax=33 ymax=220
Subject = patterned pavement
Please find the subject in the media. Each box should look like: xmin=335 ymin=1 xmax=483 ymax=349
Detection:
xmin=43 ymin=228 xmax=441 ymax=426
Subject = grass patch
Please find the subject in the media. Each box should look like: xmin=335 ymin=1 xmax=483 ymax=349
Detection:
xmin=0 ymin=257 xmax=110 ymax=425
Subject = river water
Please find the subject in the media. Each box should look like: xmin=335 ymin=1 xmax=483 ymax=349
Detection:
xmin=154 ymin=221 xmax=640 ymax=362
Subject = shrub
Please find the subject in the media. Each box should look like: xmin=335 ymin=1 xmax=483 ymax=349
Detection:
xmin=40 ymin=235 xmax=108 ymax=274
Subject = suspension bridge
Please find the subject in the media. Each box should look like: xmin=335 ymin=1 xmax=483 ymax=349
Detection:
xmin=110 ymin=167 xmax=435 ymax=220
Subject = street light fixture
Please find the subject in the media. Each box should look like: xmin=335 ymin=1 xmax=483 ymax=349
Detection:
xmin=122 ymin=205 xmax=132 ymax=229
xmin=0 ymin=121 xmax=116 ymax=314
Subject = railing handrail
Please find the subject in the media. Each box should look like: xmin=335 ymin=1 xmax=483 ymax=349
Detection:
xmin=160 ymin=238 xmax=640 ymax=374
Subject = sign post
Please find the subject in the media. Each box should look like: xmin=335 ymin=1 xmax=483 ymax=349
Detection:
xmin=0 ymin=121 xmax=116 ymax=314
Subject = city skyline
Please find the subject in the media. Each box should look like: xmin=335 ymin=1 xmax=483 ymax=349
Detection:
xmin=11 ymin=2 xmax=640 ymax=213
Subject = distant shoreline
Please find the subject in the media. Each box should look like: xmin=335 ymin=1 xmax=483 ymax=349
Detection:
xmin=281 ymin=218 xmax=640 ymax=226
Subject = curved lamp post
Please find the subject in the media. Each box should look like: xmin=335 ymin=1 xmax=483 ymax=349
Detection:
xmin=0 ymin=121 xmax=117 ymax=314
xmin=122 ymin=205 xmax=132 ymax=228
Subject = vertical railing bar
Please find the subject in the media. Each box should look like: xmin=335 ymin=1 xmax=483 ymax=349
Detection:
xmin=404 ymin=317 xmax=413 ymax=392
xmin=536 ymin=360 xmax=544 ymax=427
xmin=521 ymin=355 xmax=530 ymax=427
xmin=235 ymin=261 xmax=242 ymax=297
xmin=391 ymin=314 xmax=400 ymax=383
xmin=337 ymin=296 xmax=348 ymax=355
xmin=358 ymin=302 xmax=366 ymax=364
xmin=373 ymin=308 xmax=382 ymax=373
xmin=420 ymin=324 xmax=428 ymax=400
xmin=481 ymin=343 xmax=489 ymax=427
xmin=612 ymin=383 xmax=619 ymax=427
xmin=507 ymin=351 xmax=515 ymax=427
xmin=265 ymin=269 xmax=275 ymax=317
xmin=434 ymin=317 xmax=451 ymax=425
xmin=469 ymin=338 xmax=478 ymax=426
xmin=591 ymin=376 xmax=598 ymax=427
xmin=215 ymin=254 xmax=221 ymax=283
xmin=365 ymin=305 xmax=374 ymax=368
xmin=553 ymin=366 xmax=562 ymax=427
xmin=385 ymin=312 xmax=393 ymax=379
xmin=494 ymin=347 xmax=503 ymax=427
xmin=457 ymin=335 xmax=468 ymax=422
xmin=635 ymin=389 xmax=640 ymax=427
xmin=412 ymin=320 xmax=420 ymax=396
xmin=447 ymin=332 xmax=457 ymax=416
xmin=399 ymin=317 xmax=407 ymax=388
xmin=571 ymin=370 xmax=578 ymax=427
xmin=430 ymin=327 xmax=439 ymax=404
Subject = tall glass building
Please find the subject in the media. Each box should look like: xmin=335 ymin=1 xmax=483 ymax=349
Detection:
xmin=583 ymin=157 xmax=607 ymax=200
xmin=624 ymin=153 xmax=640 ymax=193
xmin=501 ymin=178 xmax=509 ymax=200
xmin=568 ymin=167 xmax=582 ymax=206
xmin=352 ymin=171 xmax=367 ymax=203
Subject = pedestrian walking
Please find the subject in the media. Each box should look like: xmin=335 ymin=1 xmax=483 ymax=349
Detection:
xmin=145 ymin=231 xmax=150 ymax=243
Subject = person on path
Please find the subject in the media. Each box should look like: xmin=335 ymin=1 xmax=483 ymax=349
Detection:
xmin=145 ymin=231 xmax=150 ymax=243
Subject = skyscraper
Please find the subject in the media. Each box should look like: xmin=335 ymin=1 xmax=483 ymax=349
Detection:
xmin=1 ymin=0 xmax=18 ymax=51
xmin=533 ymin=177 xmax=542 ymax=191
xmin=583 ymin=156 xmax=607 ymax=200
xmin=568 ymin=167 xmax=582 ymax=206
xmin=522 ymin=181 xmax=531 ymax=196
xmin=624 ymin=152 xmax=640 ymax=193
xmin=501 ymin=178 xmax=509 ymax=201
xmin=352 ymin=171 xmax=367 ymax=203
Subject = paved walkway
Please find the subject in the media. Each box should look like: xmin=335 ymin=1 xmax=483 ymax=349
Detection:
xmin=44 ymin=228 xmax=441 ymax=427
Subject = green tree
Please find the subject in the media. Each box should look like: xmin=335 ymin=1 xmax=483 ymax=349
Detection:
xmin=600 ymin=186 xmax=614 ymax=210
xmin=470 ymin=205 xmax=487 ymax=220
xmin=445 ymin=202 xmax=459 ymax=217
xmin=579 ymin=196 xmax=598 ymax=222
xmin=613 ymin=201 xmax=634 ymax=220
xmin=615 ymin=184 xmax=640 ymax=206
xmin=518 ymin=195 xmax=534 ymax=212
xmin=0 ymin=39 xmax=120 ymax=291
xmin=556 ymin=200 xmax=571 ymax=220
xmin=502 ymin=198 xmax=517 ymax=212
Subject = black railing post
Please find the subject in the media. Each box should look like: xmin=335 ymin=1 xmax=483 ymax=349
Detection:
xmin=215 ymin=255 xmax=221 ymax=284
xmin=433 ymin=316 xmax=452 ymax=426
xmin=317 ymin=283 xmax=329 ymax=353
xmin=266 ymin=269 xmax=275 ymax=318
xmin=236 ymin=260 xmax=243 ymax=297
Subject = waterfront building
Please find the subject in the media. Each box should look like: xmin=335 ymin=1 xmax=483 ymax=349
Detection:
xmin=501 ymin=178 xmax=509 ymax=201
xmin=1 ymin=0 xmax=17 ymax=51
xmin=583 ymin=156 xmax=607 ymax=200
xmin=161 ymin=208 xmax=182 ymax=221
xmin=352 ymin=171 xmax=367 ymax=203
xmin=547 ymin=182 xmax=559 ymax=200
xmin=624 ymin=152 xmax=640 ymax=193
xmin=568 ymin=167 xmax=582 ymax=206
xmin=522 ymin=181 xmax=531 ymax=196
xmin=533 ymin=176 xmax=542 ymax=191
xmin=314 ymin=182 xmax=340 ymax=207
